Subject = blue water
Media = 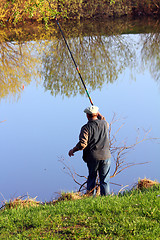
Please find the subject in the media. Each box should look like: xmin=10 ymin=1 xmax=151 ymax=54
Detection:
xmin=0 ymin=33 xmax=160 ymax=204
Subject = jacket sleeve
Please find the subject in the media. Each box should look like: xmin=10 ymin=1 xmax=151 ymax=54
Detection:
xmin=75 ymin=125 xmax=89 ymax=150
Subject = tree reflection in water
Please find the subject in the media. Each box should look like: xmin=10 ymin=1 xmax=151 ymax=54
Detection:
xmin=0 ymin=18 xmax=160 ymax=101
xmin=0 ymin=39 xmax=41 ymax=100
xmin=141 ymin=31 xmax=160 ymax=83
xmin=42 ymin=19 xmax=136 ymax=97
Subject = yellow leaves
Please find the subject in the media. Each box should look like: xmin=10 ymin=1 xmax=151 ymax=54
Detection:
xmin=0 ymin=1 xmax=10 ymax=21
xmin=0 ymin=22 xmax=59 ymax=100
xmin=0 ymin=0 xmax=56 ymax=24
xmin=0 ymin=37 xmax=42 ymax=101
xmin=0 ymin=21 xmax=58 ymax=100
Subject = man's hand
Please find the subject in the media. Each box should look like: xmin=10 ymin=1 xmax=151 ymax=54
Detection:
xmin=68 ymin=149 xmax=74 ymax=157
xmin=68 ymin=146 xmax=79 ymax=157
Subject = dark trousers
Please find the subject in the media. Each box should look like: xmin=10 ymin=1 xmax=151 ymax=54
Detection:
xmin=87 ymin=158 xmax=111 ymax=195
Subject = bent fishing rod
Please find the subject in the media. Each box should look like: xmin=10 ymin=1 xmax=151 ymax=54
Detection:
xmin=47 ymin=1 xmax=93 ymax=105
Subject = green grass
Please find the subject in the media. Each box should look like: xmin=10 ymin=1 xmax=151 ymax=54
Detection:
xmin=0 ymin=186 xmax=160 ymax=239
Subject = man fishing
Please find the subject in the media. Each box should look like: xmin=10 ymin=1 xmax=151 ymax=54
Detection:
xmin=68 ymin=105 xmax=111 ymax=196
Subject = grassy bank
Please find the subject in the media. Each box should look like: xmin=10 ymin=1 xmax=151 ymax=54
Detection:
xmin=0 ymin=185 xmax=160 ymax=239
xmin=0 ymin=0 xmax=160 ymax=26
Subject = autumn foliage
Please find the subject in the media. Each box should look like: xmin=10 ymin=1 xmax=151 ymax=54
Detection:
xmin=0 ymin=0 xmax=160 ymax=26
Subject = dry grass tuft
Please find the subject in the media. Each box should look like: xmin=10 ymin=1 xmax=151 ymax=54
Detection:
xmin=56 ymin=192 xmax=82 ymax=202
xmin=48 ymin=192 xmax=82 ymax=205
xmin=1 ymin=196 xmax=40 ymax=210
xmin=137 ymin=178 xmax=159 ymax=190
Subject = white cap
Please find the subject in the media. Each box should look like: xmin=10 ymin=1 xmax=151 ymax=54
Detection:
xmin=84 ymin=106 xmax=99 ymax=114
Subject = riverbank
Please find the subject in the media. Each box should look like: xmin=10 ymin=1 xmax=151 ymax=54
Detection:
xmin=0 ymin=183 xmax=160 ymax=239
xmin=0 ymin=0 xmax=160 ymax=26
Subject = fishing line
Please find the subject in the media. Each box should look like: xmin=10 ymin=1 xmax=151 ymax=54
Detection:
xmin=47 ymin=0 xmax=94 ymax=105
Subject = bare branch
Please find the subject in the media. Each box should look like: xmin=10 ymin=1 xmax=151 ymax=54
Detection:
xmin=58 ymin=157 xmax=86 ymax=187
xmin=0 ymin=120 xmax=6 ymax=123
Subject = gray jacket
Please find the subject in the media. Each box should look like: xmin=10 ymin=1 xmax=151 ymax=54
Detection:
xmin=76 ymin=119 xmax=111 ymax=162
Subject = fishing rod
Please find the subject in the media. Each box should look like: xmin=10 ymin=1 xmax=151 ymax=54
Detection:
xmin=47 ymin=1 xmax=93 ymax=105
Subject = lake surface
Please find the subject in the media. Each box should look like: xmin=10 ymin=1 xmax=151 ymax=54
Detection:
xmin=0 ymin=17 xmax=160 ymax=204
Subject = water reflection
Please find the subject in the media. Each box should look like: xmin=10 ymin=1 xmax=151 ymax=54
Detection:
xmin=140 ymin=32 xmax=160 ymax=83
xmin=42 ymin=34 xmax=135 ymax=96
xmin=42 ymin=18 xmax=160 ymax=97
xmin=0 ymin=24 xmax=57 ymax=101
xmin=42 ymin=19 xmax=137 ymax=97
xmin=0 ymin=40 xmax=40 ymax=100
xmin=0 ymin=18 xmax=160 ymax=101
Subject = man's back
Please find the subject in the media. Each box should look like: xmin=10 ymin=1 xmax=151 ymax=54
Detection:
xmin=82 ymin=119 xmax=111 ymax=162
